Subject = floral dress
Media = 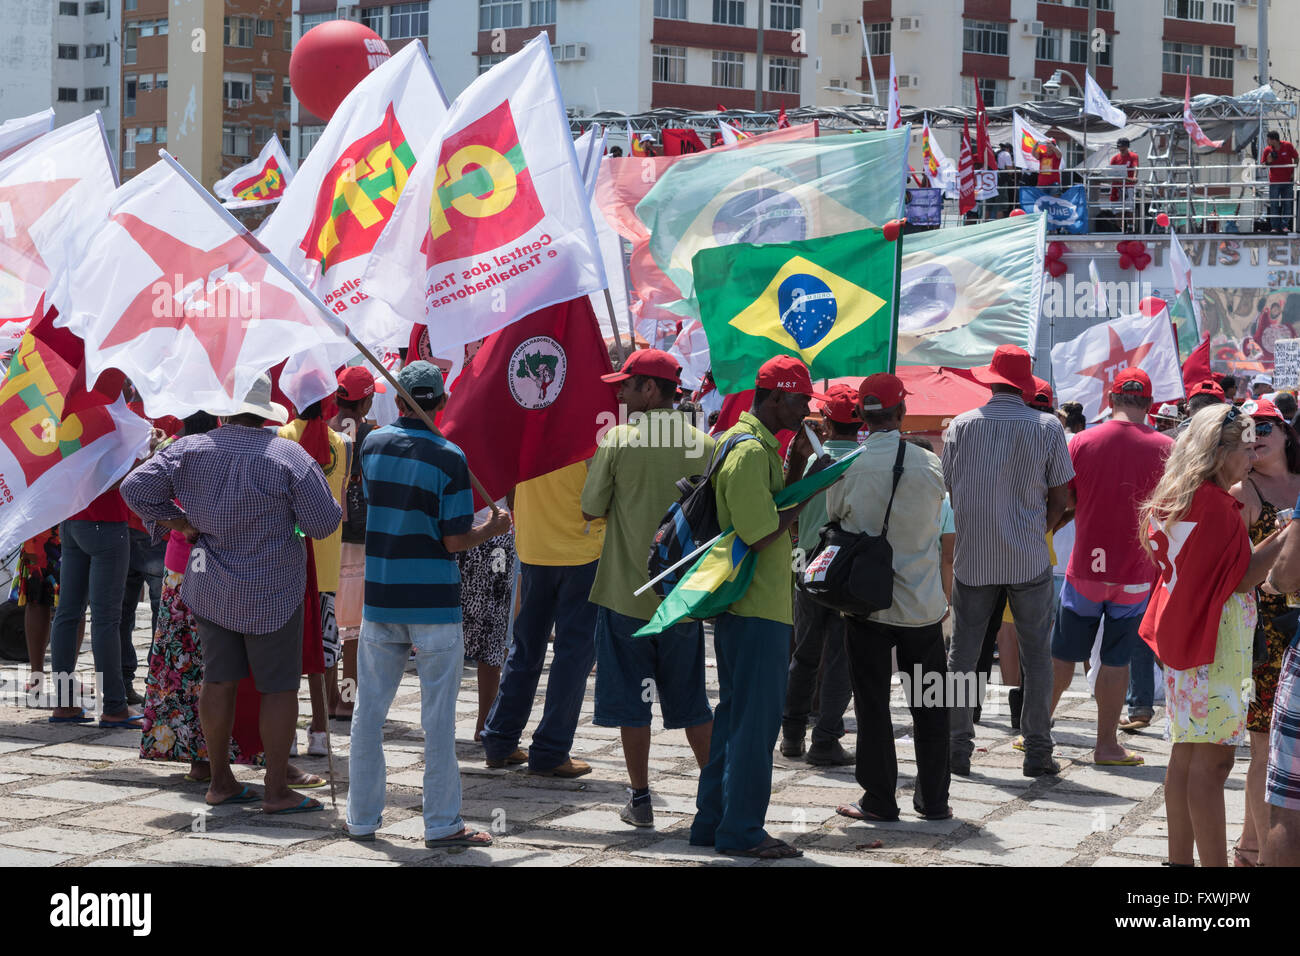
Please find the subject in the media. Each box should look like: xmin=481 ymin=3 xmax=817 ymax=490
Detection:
xmin=12 ymin=528 xmax=60 ymax=607
xmin=1165 ymin=591 xmax=1256 ymax=746
xmin=457 ymin=528 xmax=517 ymax=668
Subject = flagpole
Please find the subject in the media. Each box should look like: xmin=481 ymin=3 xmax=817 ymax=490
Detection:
xmin=602 ymin=287 xmax=629 ymax=362
xmin=888 ymin=220 xmax=904 ymax=373
xmin=156 ymin=150 xmax=502 ymax=514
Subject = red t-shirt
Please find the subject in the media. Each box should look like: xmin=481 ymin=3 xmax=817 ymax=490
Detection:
xmin=1067 ymin=421 xmax=1173 ymax=586
xmin=1034 ymin=143 xmax=1061 ymax=186
xmin=1263 ymin=142 xmax=1299 ymax=183
xmin=71 ymin=488 xmax=128 ymax=523
xmin=1109 ymin=151 xmax=1139 ymax=183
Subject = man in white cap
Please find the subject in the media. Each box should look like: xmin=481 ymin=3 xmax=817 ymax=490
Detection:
xmin=1254 ymin=374 xmax=1275 ymax=401
xmin=121 ymin=372 xmax=342 ymax=814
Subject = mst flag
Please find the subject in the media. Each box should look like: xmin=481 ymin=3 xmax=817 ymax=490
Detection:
xmin=0 ymin=331 xmax=151 ymax=554
xmin=1051 ymin=306 xmax=1185 ymax=422
xmin=213 ymin=136 xmax=293 ymax=210
xmin=364 ymin=35 xmax=606 ymax=359
xmin=1169 ymin=228 xmax=1202 ymax=358
xmin=636 ymin=449 xmax=862 ymax=636
xmin=693 ymin=227 xmax=900 ymax=394
xmin=1012 ymin=112 xmax=1047 ymax=171
xmin=1084 ymin=71 xmax=1126 ymax=128
xmin=896 ymin=213 xmax=1047 ymax=368
xmin=0 ymin=109 xmax=54 ymax=161
xmin=438 ymin=296 xmax=616 ymax=509
xmin=55 ymin=155 xmax=356 ymax=419
xmin=258 ymin=41 xmax=449 ymax=346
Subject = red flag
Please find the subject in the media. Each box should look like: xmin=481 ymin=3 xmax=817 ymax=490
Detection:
xmin=662 ymin=128 xmax=707 ymax=155
xmin=1181 ymin=333 xmax=1212 ymax=393
xmin=777 ymin=107 xmax=790 ymax=129
xmin=973 ymin=78 xmax=998 ymax=169
xmin=958 ymin=120 xmax=977 ymax=216
xmin=438 ymin=297 xmax=617 ymax=509
xmin=27 ymin=298 xmax=126 ymax=418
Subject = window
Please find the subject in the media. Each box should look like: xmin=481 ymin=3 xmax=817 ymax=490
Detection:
xmin=124 ymin=74 xmax=136 ymax=116
xmin=223 ymin=75 xmax=253 ymax=103
xmin=653 ymin=45 xmax=686 ymax=84
xmin=155 ymin=126 xmax=166 ymax=145
xmin=1072 ymin=0 xmax=1110 ymax=7
xmin=59 ymin=45 xmax=80 ymax=60
xmin=284 ymin=19 xmax=292 ymax=50
xmin=301 ymin=12 xmax=332 ymax=34
xmin=712 ymin=50 xmax=744 ymax=88
xmin=85 ymin=43 xmax=106 ymax=59
xmin=283 ymin=77 xmax=291 ymax=105
xmin=768 ymin=56 xmax=799 ymax=94
xmin=713 ymin=0 xmax=744 ymax=25
xmin=477 ymin=53 xmax=507 ymax=74
xmin=140 ymin=20 xmax=154 ymax=36
xmin=1068 ymin=29 xmax=1087 ymax=63
xmin=1165 ymin=0 xmax=1204 ymax=20
xmin=155 ymin=72 xmax=167 ymax=89
xmin=300 ymin=125 xmax=325 ymax=158
xmin=124 ymin=23 xmax=137 ymax=64
xmin=255 ymin=73 xmax=275 ymax=94
xmin=125 ymin=0 xmax=136 ymax=9
xmin=123 ymin=129 xmax=135 ymax=170
xmin=1163 ymin=41 xmax=1203 ymax=75
xmin=962 ymin=76 xmax=1005 ymax=108
xmin=83 ymin=87 xmax=106 ymax=103
xmin=137 ymin=74 xmax=152 ymax=92
xmin=156 ymin=18 xmax=168 ymax=35
xmin=654 ymin=0 xmax=687 ymax=18
xmin=279 ymin=131 xmax=290 ymax=154
xmin=360 ymin=7 xmax=384 ymax=35
xmin=223 ymin=125 xmax=252 ymax=158
xmin=1096 ymin=35 xmax=1112 ymax=67
xmin=224 ymin=16 xmax=253 ymax=47
xmin=389 ymin=2 xmax=428 ymax=38
xmin=962 ymin=20 xmax=1008 ymax=57
xmin=58 ymin=2 xmax=78 ymax=14
xmin=479 ymin=0 xmax=523 ymax=30
xmin=1036 ymin=27 xmax=1060 ymax=61
xmin=1210 ymin=0 xmax=1234 ymax=23
xmin=530 ymin=0 xmax=556 ymax=25
xmin=256 ymin=18 xmax=275 ymax=37
xmin=85 ymin=0 xmax=105 ymax=12
xmin=57 ymin=88 xmax=78 ymax=102
xmin=135 ymin=126 xmax=153 ymax=144
xmin=769 ymin=0 xmax=800 ymax=31
xmin=1209 ymin=45 xmax=1234 ymax=79
xmin=866 ymin=21 xmax=890 ymax=56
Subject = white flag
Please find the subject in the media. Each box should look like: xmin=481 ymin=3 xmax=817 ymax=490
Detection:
xmin=573 ymin=125 xmax=607 ymax=199
xmin=1182 ymin=73 xmax=1223 ymax=150
xmin=859 ymin=18 xmax=878 ymax=100
xmin=213 ymin=136 xmax=294 ymax=210
xmin=363 ymin=34 xmax=606 ymax=358
xmin=1051 ymin=310 xmax=1184 ymax=422
xmin=1088 ymin=259 xmax=1108 ymax=316
xmin=1012 ymin=112 xmax=1047 ymax=171
xmin=1170 ymin=227 xmax=1204 ymax=331
xmin=1084 ymin=71 xmax=1126 ymax=128
xmin=718 ymin=120 xmax=745 ymax=146
xmin=257 ymin=41 xmax=449 ymax=348
xmin=55 ymin=153 xmax=356 ymax=419
xmin=887 ymin=55 xmax=902 ymax=130
xmin=0 ymin=109 xmax=55 ymax=162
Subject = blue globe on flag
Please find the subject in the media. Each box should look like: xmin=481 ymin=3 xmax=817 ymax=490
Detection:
xmin=778 ymin=273 xmax=837 ymax=349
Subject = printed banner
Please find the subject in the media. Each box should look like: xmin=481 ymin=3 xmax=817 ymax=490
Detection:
xmin=1020 ymin=185 xmax=1089 ymax=234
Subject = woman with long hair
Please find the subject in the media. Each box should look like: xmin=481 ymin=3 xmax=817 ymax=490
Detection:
xmin=1139 ymin=404 xmax=1290 ymax=866
xmin=1229 ymin=398 xmax=1300 ymax=865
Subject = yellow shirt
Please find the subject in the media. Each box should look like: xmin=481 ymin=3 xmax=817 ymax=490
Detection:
xmin=279 ymin=419 xmax=348 ymax=591
xmin=514 ymin=461 xmax=605 ymax=566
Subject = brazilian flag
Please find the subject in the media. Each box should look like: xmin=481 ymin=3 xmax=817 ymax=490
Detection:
xmin=692 ymin=227 xmax=901 ymax=395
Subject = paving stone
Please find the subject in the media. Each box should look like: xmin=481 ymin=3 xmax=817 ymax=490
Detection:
xmin=547 ymin=806 xmax=682 ymax=832
xmin=0 ymin=739 xmax=39 ymax=755
xmin=762 ymin=849 xmax=900 ymax=867
xmin=1027 ymin=791 xmax=1139 ymax=813
xmin=27 ymin=742 xmax=140 ymax=763
xmin=0 ymin=755 xmax=92 ymax=775
xmin=133 ymin=836 xmax=279 ymax=865
xmin=0 ymin=796 xmax=84 ymax=819
xmin=1111 ymin=836 xmax=1173 ymax=858
xmin=0 ymin=845 xmax=73 ymax=865
xmin=807 ymin=826 xmax=945 ymax=852
xmin=628 ymin=839 xmax=746 ymax=865
xmin=17 ymin=780 xmax=158 ymax=804
xmin=1092 ymin=855 xmax=1163 ymax=867
xmin=75 ymin=805 xmax=195 ymax=836
xmin=505 ymin=828 xmax=640 ymax=849
xmin=0 ymin=773 xmax=30 ymax=784
xmin=257 ymin=852 xmax=402 ymax=867
xmin=823 ymin=812 xmax=965 ymax=836
xmin=940 ymin=840 xmax=1076 ymax=867
xmin=0 ymin=825 xmax=142 ymax=856
xmin=423 ymin=846 xmax=587 ymax=867
xmin=195 ymin=823 xmax=321 ymax=846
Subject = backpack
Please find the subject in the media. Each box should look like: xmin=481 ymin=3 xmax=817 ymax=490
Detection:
xmin=796 ymin=438 xmax=907 ymax=618
xmin=341 ymin=422 xmax=375 ymax=543
xmin=646 ymin=433 xmax=758 ymax=599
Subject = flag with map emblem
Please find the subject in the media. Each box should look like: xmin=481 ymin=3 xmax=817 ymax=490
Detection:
xmin=213 ymin=136 xmax=294 ymax=210
xmin=692 ymin=227 xmax=901 ymax=394
xmin=258 ymin=41 xmax=448 ymax=347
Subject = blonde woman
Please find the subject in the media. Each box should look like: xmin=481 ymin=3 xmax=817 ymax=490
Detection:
xmin=1139 ymin=404 xmax=1289 ymax=867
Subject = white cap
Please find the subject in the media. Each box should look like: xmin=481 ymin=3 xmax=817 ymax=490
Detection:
xmin=215 ymin=372 xmax=289 ymax=424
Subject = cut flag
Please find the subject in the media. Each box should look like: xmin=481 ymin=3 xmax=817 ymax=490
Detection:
xmin=717 ymin=120 xmax=750 ymax=146
xmin=1168 ymin=227 xmax=1203 ymax=358
xmin=636 ymin=450 xmax=863 ymax=635
xmin=972 ymin=77 xmax=997 ymax=168
xmin=887 ymin=55 xmax=902 ymax=130
xmin=662 ymin=128 xmax=706 ymax=156
xmin=692 ymin=226 xmax=901 ymax=394
xmin=363 ymin=35 xmax=606 ymax=360
xmin=958 ymin=120 xmax=976 ymax=215
xmin=55 ymin=153 xmax=356 ymax=420
xmin=437 ymin=296 xmax=616 ymax=509
xmin=0 ymin=109 xmax=55 ymax=162
xmin=1183 ymin=72 xmax=1223 ymax=150
xmin=1012 ymin=112 xmax=1047 ymax=171
xmin=1084 ymin=72 xmax=1127 ymax=128
xmin=213 ymin=136 xmax=293 ymax=210
xmin=1181 ymin=333 xmax=1213 ymax=392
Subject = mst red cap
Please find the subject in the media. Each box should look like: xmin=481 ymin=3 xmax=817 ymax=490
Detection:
xmin=1024 ymin=376 xmax=1054 ymax=409
xmin=600 ymin=347 xmax=682 ymax=384
xmin=1110 ymin=367 xmax=1152 ymax=398
xmin=1190 ymin=379 xmax=1225 ymax=400
xmin=858 ymin=373 xmax=908 ymax=411
xmin=337 ymin=366 xmax=385 ymax=401
xmin=755 ymin=355 xmax=828 ymax=399
xmin=817 ymin=383 xmax=860 ymax=424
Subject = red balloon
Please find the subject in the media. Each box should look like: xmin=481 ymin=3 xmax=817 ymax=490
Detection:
xmin=1047 ymin=258 xmax=1067 ymax=278
xmin=1135 ymin=253 xmax=1151 ymax=270
xmin=1131 ymin=241 xmax=1146 ymax=253
xmin=1009 ymin=208 xmax=1027 ymax=217
xmin=1138 ymin=295 xmax=1167 ymax=317
xmin=290 ymin=21 xmax=391 ymax=120
xmin=1156 ymin=212 xmax=1171 ymax=228
xmin=1047 ymin=241 xmax=1067 ymax=260
xmin=1118 ymin=254 xmax=1134 ymax=270
xmin=1116 ymin=240 xmax=1134 ymax=255
xmin=882 ymin=218 xmax=905 ymax=242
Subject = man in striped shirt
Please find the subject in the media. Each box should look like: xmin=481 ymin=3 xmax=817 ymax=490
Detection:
xmin=346 ymin=361 xmax=510 ymax=849
xmin=942 ymin=345 xmax=1074 ymax=778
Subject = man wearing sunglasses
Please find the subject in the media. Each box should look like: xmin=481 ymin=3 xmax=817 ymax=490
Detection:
xmin=1049 ymin=368 xmax=1174 ymax=759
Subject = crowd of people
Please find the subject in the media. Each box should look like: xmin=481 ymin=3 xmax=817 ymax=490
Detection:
xmin=12 ymin=337 xmax=1300 ymax=865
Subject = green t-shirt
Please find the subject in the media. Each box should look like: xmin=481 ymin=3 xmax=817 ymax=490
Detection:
xmin=581 ymin=409 xmax=714 ymax=621
xmin=711 ymin=411 xmax=793 ymax=625
xmin=796 ymin=439 xmax=862 ymax=549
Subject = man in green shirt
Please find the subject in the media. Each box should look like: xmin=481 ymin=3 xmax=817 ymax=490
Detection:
xmin=581 ymin=349 xmax=716 ymax=829
xmin=782 ymin=383 xmax=860 ymax=766
xmin=690 ymin=355 xmax=823 ymax=860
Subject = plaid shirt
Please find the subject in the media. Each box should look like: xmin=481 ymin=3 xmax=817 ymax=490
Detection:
xmin=121 ymin=424 xmax=342 ymax=633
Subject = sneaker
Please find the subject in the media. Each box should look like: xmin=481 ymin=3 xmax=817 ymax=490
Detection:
xmin=1023 ymin=758 xmax=1061 ymax=778
xmin=779 ymin=733 xmax=805 ymax=758
xmin=484 ymin=748 xmax=528 ymax=769
xmin=619 ymin=791 xmax=655 ymax=828
xmin=124 ymin=684 xmax=144 ymax=706
xmin=307 ymin=731 xmax=329 ymax=756
xmin=805 ymin=739 xmax=854 ymax=766
xmin=528 ymin=757 xmax=592 ymax=778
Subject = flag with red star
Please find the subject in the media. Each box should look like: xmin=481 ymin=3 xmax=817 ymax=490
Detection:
xmin=213 ymin=136 xmax=294 ymax=210
xmin=54 ymin=156 xmax=355 ymax=420
xmin=1050 ymin=306 xmax=1185 ymax=422
xmin=0 ymin=109 xmax=54 ymax=162
xmin=0 ymin=114 xmax=117 ymax=346
xmin=258 ymin=40 xmax=449 ymax=351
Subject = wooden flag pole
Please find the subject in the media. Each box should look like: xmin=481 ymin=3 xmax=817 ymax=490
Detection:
xmin=158 ymin=150 xmax=501 ymax=515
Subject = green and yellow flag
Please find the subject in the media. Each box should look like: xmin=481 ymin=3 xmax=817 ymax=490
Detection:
xmin=692 ymin=227 xmax=901 ymax=395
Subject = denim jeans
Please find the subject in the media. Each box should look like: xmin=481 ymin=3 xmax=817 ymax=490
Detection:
xmin=481 ymin=561 xmax=598 ymax=771
xmin=783 ymin=588 xmax=853 ymax=745
xmin=346 ymin=619 xmax=465 ymax=841
xmin=119 ymin=528 xmax=166 ymax=683
xmin=50 ymin=520 xmax=130 ymax=714
xmin=1126 ymin=635 xmax=1157 ymax=718
xmin=1270 ymin=182 xmax=1295 ymax=232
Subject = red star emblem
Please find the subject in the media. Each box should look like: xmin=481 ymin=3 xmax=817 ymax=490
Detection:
xmin=0 ymin=178 xmax=79 ymax=319
xmin=1077 ymin=326 xmax=1155 ymax=392
xmin=99 ymin=213 xmax=315 ymax=395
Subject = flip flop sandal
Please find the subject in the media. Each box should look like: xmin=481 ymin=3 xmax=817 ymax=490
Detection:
xmin=287 ymin=776 xmax=328 ymax=790
xmin=266 ymin=797 xmax=324 ymax=815
xmin=98 ymin=714 xmax=144 ymax=728
xmin=425 ymin=829 xmax=492 ymax=849
xmin=207 ymin=784 xmax=259 ymax=806
xmin=48 ymin=712 xmax=94 ymax=724
xmin=1095 ymin=751 xmax=1145 ymax=766
xmin=1012 ymin=736 xmax=1025 ymax=752
xmin=719 ymin=837 xmax=802 ymax=860
xmin=836 ymin=802 xmax=898 ymax=822
xmin=182 ymin=773 xmax=211 ymax=783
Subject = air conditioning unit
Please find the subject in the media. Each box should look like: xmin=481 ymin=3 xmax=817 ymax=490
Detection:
xmin=227 ymin=98 xmax=242 ymax=109
xmin=898 ymin=16 xmax=921 ymax=32
xmin=336 ymin=5 xmax=360 ymax=20
xmin=1237 ymin=45 xmax=1258 ymax=59
xmin=1021 ymin=21 xmax=1043 ymax=37
xmin=552 ymin=42 xmax=588 ymax=62
xmin=1019 ymin=78 xmax=1042 ymax=96
xmin=898 ymin=74 xmax=919 ymax=89
xmin=830 ymin=21 xmax=857 ymax=36
xmin=828 ymin=77 xmax=846 ymax=88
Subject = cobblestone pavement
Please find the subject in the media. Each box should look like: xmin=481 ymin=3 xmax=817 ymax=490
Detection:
xmin=0 ymin=612 xmax=1247 ymax=867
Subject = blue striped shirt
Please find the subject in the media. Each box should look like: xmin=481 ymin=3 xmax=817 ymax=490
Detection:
xmin=360 ymin=418 xmax=473 ymax=624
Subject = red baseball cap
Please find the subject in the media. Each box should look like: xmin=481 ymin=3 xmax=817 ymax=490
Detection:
xmin=337 ymin=366 xmax=385 ymax=401
xmin=858 ymin=373 xmax=908 ymax=411
xmin=818 ymin=383 xmax=860 ymax=424
xmin=1190 ymin=379 xmax=1225 ymax=400
xmin=1250 ymin=397 xmax=1284 ymax=422
xmin=1110 ymin=367 xmax=1152 ymax=398
xmin=600 ymin=348 xmax=682 ymax=384
xmin=755 ymin=355 xmax=828 ymax=399
xmin=1024 ymin=376 xmax=1054 ymax=409
xmin=971 ymin=344 xmax=1036 ymax=393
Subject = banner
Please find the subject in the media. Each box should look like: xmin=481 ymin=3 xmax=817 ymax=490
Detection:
xmin=1051 ymin=308 xmax=1185 ymax=421
xmin=1272 ymin=337 xmax=1300 ymax=391
xmin=213 ymin=136 xmax=293 ymax=210
xmin=663 ymin=128 xmax=707 ymax=155
xmin=904 ymin=187 xmax=943 ymax=226
xmin=974 ymin=169 xmax=998 ymax=201
xmin=1020 ymin=185 xmax=1089 ymax=234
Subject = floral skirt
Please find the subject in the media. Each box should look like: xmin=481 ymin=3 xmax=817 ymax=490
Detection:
xmin=12 ymin=528 xmax=60 ymax=608
xmin=1165 ymin=592 xmax=1256 ymax=746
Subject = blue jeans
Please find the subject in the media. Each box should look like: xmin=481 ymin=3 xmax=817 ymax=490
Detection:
xmin=690 ymin=613 xmax=790 ymax=852
xmin=1126 ymin=635 xmax=1157 ymax=718
xmin=346 ymin=619 xmax=465 ymax=841
xmin=1270 ymin=182 xmax=1295 ymax=232
xmin=119 ymin=528 xmax=166 ymax=683
xmin=51 ymin=520 xmax=130 ymax=714
xmin=481 ymin=561 xmax=598 ymax=771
